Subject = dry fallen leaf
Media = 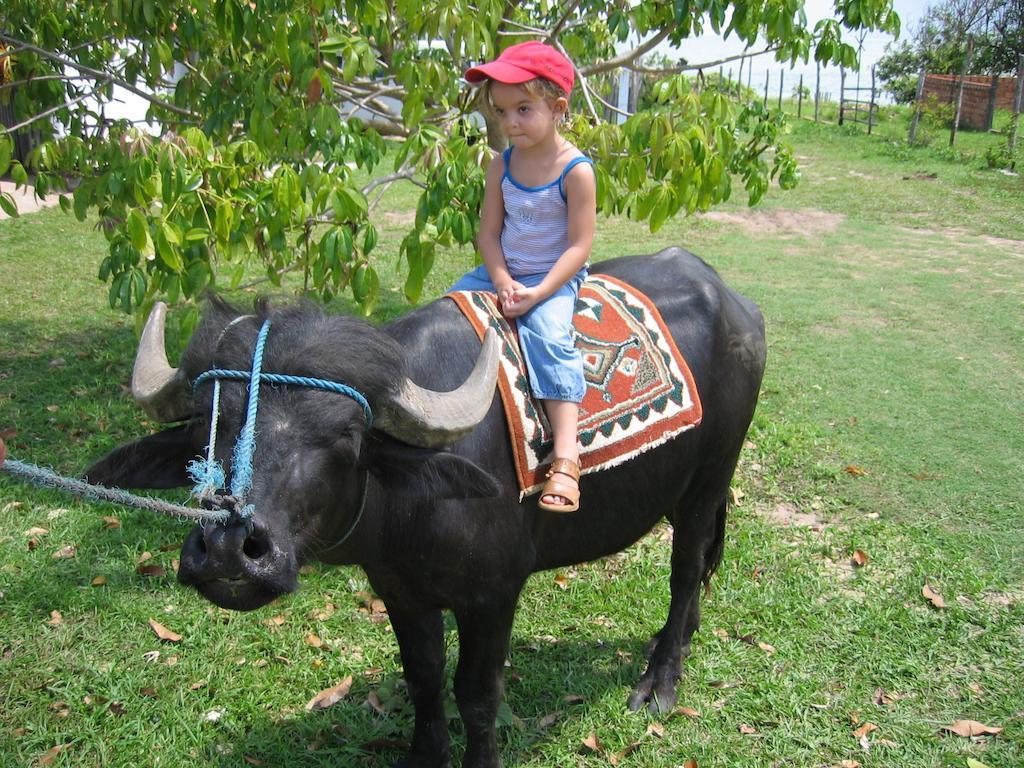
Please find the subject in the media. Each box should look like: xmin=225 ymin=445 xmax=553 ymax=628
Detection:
xmin=148 ymin=618 xmax=182 ymax=642
xmin=739 ymin=724 xmax=757 ymax=734
xmin=46 ymin=610 xmax=64 ymax=626
xmin=136 ymin=551 xmax=153 ymax=564
xmin=672 ymin=706 xmax=703 ymax=719
xmin=90 ymin=575 xmax=107 ymax=587
xmin=709 ymin=680 xmax=740 ymax=689
xmin=243 ymin=757 xmax=264 ymax=766
xmin=757 ymin=641 xmax=776 ymax=654
xmin=366 ymin=690 xmax=388 ymax=716
xmin=837 ymin=761 xmax=861 ymax=768
xmin=101 ymin=516 xmax=121 ymax=529
xmin=304 ymin=633 xmax=325 ymax=649
xmin=137 ymin=565 xmax=167 ymax=577
xmin=853 ymin=722 xmax=878 ymax=738
xmin=52 ymin=545 xmax=76 ymax=560
xmin=537 ymin=712 xmax=559 ymax=729
xmin=646 ymin=722 xmax=665 ymax=738
xmin=844 ymin=465 xmax=868 ymax=477
xmin=305 ymin=675 xmax=353 ymax=711
xmin=563 ymin=694 xmax=586 ymax=704
xmin=941 ymin=719 xmax=1003 ymax=737
xmin=683 ymin=761 xmax=698 ymax=768
xmin=24 ymin=527 xmax=49 ymax=536
xmin=553 ymin=573 xmax=569 ymax=590
xmin=580 ymin=732 xmax=604 ymax=754
xmin=608 ymin=741 xmax=640 ymax=765
xmin=922 ymin=584 xmax=946 ymax=609
xmin=852 ymin=550 xmax=870 ymax=566
xmin=36 ymin=744 xmax=69 ymax=766
xmin=873 ymin=688 xmax=902 ymax=706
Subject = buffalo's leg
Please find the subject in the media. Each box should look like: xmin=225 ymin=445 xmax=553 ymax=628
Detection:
xmin=452 ymin=593 xmax=520 ymax=768
xmin=388 ymin=606 xmax=451 ymax=768
xmin=628 ymin=495 xmax=726 ymax=714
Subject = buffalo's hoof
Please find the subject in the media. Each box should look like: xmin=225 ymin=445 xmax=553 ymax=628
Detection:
xmin=627 ymin=677 xmax=679 ymax=715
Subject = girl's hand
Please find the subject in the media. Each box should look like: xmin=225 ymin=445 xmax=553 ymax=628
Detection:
xmin=502 ymin=285 xmax=542 ymax=318
xmin=496 ymin=280 xmax=525 ymax=312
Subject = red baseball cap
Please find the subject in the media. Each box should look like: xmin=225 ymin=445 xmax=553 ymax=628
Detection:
xmin=465 ymin=41 xmax=574 ymax=95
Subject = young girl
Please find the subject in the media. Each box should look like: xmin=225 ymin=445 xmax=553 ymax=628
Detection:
xmin=453 ymin=41 xmax=596 ymax=513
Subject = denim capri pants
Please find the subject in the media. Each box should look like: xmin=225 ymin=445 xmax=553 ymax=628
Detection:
xmin=451 ymin=264 xmax=587 ymax=403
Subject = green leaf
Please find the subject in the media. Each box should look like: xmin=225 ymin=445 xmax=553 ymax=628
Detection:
xmin=0 ymin=192 xmax=18 ymax=218
xmin=161 ymin=219 xmax=182 ymax=245
xmin=127 ymin=209 xmax=150 ymax=252
xmin=0 ymin=135 xmax=12 ymax=177
xmin=10 ymin=161 xmax=28 ymax=187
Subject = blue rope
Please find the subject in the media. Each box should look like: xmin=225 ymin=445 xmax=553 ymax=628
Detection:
xmin=229 ymin=319 xmax=271 ymax=505
xmin=186 ymin=378 xmax=226 ymax=499
xmin=187 ymin=320 xmax=373 ymax=523
xmin=1 ymin=458 xmax=229 ymax=523
xmin=193 ymin=371 xmax=373 ymax=428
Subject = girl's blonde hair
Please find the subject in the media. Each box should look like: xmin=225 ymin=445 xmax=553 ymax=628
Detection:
xmin=478 ymin=78 xmax=569 ymax=121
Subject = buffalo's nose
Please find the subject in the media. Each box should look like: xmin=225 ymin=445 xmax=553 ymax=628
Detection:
xmin=179 ymin=520 xmax=272 ymax=580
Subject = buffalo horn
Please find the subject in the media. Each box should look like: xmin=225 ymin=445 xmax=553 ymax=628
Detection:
xmin=131 ymin=301 xmax=192 ymax=422
xmin=377 ymin=328 xmax=500 ymax=448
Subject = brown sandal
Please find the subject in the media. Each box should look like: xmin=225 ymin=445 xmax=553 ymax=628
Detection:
xmin=538 ymin=458 xmax=580 ymax=513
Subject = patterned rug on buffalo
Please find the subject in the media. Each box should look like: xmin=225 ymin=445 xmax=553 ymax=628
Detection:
xmin=447 ymin=274 xmax=702 ymax=498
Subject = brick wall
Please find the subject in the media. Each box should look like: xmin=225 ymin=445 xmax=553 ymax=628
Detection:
xmin=921 ymin=74 xmax=1021 ymax=130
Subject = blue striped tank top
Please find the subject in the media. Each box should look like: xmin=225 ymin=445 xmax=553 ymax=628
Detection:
xmin=499 ymin=147 xmax=593 ymax=278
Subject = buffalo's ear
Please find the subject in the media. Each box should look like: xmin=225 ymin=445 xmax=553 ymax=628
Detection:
xmin=361 ymin=435 xmax=502 ymax=499
xmin=84 ymin=423 xmax=199 ymax=489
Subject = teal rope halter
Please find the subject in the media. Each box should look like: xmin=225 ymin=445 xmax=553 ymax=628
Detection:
xmin=188 ymin=318 xmax=373 ymax=522
xmin=2 ymin=317 xmax=374 ymax=544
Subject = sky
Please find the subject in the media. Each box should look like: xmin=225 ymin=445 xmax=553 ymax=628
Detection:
xmin=651 ymin=0 xmax=933 ymax=103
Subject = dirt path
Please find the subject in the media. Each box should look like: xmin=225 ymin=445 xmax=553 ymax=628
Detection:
xmin=0 ymin=180 xmax=62 ymax=220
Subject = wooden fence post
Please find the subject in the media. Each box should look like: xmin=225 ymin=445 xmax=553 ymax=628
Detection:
xmin=814 ymin=62 xmax=821 ymax=122
xmin=950 ymin=37 xmax=973 ymax=147
xmin=764 ymin=69 xmax=769 ymax=106
xmin=985 ymin=73 xmax=1000 ymax=131
xmin=737 ymin=55 xmax=745 ymax=96
xmin=798 ymin=74 xmax=804 ymax=118
xmin=1010 ymin=54 xmax=1024 ymax=153
xmin=839 ymin=67 xmax=846 ymax=125
xmin=908 ymin=68 xmax=926 ymax=143
xmin=778 ymin=70 xmax=784 ymax=111
xmin=867 ymin=65 xmax=876 ymax=135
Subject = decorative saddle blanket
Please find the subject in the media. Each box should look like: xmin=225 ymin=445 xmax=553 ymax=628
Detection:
xmin=447 ymin=274 xmax=702 ymax=497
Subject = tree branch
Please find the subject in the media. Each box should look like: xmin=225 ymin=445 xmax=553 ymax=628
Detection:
xmin=579 ymin=29 xmax=672 ymax=77
xmin=547 ymin=0 xmax=584 ymax=40
xmin=3 ymin=79 xmax=112 ymax=133
xmin=0 ymin=33 xmax=196 ymax=118
xmin=631 ymin=45 xmax=780 ymax=76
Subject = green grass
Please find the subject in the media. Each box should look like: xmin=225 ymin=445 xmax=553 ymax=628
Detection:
xmin=2 ymin=120 xmax=1023 ymax=767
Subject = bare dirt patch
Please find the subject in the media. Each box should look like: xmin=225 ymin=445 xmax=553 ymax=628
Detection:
xmin=0 ymin=180 xmax=61 ymax=220
xmin=981 ymin=235 xmax=1024 ymax=255
xmin=758 ymin=501 xmax=826 ymax=529
xmin=700 ymin=208 xmax=845 ymax=238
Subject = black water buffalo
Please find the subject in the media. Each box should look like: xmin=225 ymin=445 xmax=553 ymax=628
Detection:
xmin=86 ymin=247 xmax=766 ymax=768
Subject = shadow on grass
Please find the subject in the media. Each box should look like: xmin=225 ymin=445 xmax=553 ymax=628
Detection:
xmin=195 ymin=633 xmax=656 ymax=768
